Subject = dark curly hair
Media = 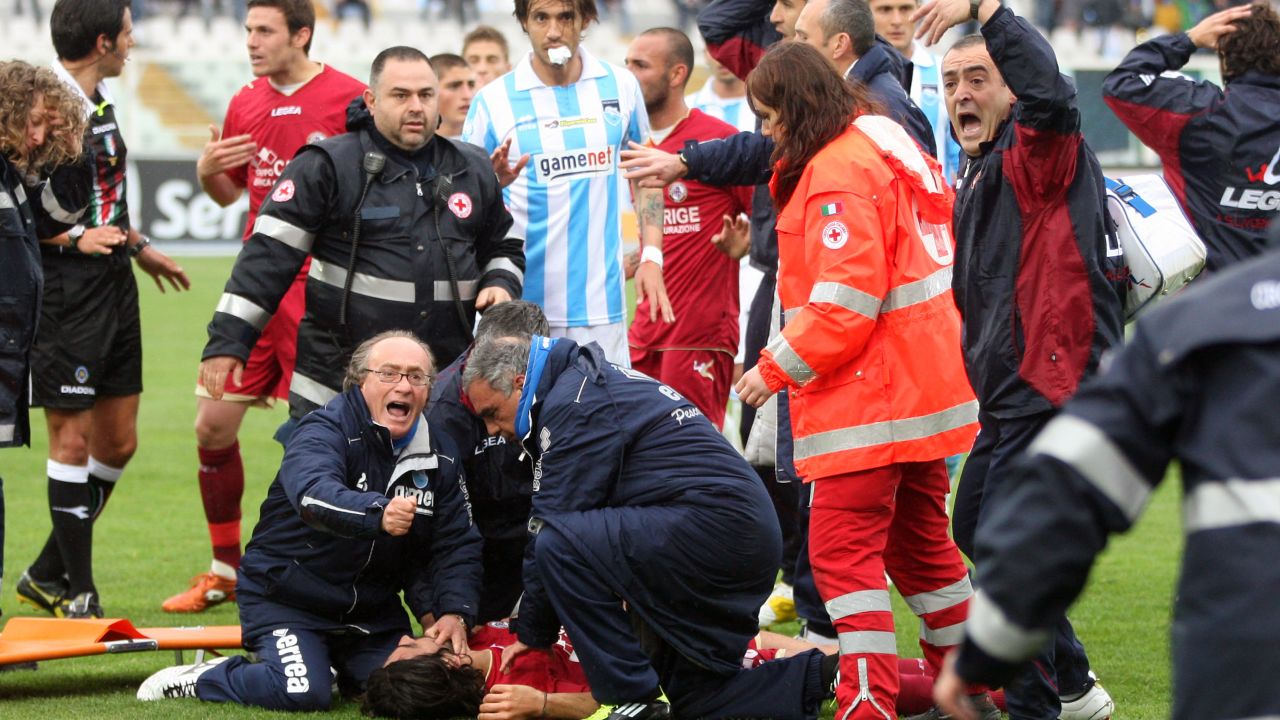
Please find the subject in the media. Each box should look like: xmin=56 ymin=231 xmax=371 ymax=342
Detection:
xmin=1219 ymin=2 xmax=1280 ymax=81
xmin=746 ymin=42 xmax=879 ymax=210
xmin=361 ymin=654 xmax=486 ymax=719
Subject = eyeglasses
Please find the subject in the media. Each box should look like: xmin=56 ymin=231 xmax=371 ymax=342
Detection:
xmin=364 ymin=368 xmax=432 ymax=387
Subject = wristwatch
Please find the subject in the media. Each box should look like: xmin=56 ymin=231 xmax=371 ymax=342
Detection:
xmin=970 ymin=0 xmax=982 ymax=20
xmin=67 ymin=224 xmax=85 ymax=252
xmin=677 ymin=149 xmax=689 ymax=168
xmin=129 ymin=235 xmax=152 ymax=258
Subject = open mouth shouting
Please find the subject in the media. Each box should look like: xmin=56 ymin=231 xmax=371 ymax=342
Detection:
xmin=386 ymin=400 xmax=413 ymax=421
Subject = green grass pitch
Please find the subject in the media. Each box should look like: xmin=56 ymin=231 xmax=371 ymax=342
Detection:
xmin=0 ymin=257 xmax=1179 ymax=717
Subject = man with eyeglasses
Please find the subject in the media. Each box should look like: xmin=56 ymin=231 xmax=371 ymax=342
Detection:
xmin=138 ymin=329 xmax=483 ymax=712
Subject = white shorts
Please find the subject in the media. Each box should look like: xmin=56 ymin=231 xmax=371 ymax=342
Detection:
xmin=550 ymin=322 xmax=630 ymax=368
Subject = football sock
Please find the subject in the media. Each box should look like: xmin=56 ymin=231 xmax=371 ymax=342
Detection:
xmin=87 ymin=456 xmax=122 ymax=521
xmin=45 ymin=460 xmax=96 ymax=596
xmin=198 ymin=442 xmax=244 ymax=571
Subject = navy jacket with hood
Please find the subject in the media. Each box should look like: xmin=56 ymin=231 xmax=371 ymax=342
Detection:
xmin=238 ymin=386 xmax=481 ymax=639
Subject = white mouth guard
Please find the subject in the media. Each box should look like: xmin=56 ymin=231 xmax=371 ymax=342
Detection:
xmin=548 ymin=46 xmax=573 ymax=66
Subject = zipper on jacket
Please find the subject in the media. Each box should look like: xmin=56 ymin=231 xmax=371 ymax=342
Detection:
xmin=345 ymin=541 xmax=377 ymax=617
xmin=837 ymin=658 xmax=892 ymax=720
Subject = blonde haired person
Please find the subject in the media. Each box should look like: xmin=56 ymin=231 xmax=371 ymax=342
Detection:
xmin=0 ymin=59 xmax=91 ymax=607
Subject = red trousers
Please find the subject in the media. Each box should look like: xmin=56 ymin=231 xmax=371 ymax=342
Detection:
xmin=809 ymin=460 xmax=972 ymax=719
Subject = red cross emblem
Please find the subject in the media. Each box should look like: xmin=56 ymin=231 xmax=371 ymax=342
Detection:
xmin=447 ymin=192 xmax=473 ymax=219
xmin=271 ymin=179 xmax=295 ymax=203
xmin=822 ymin=220 xmax=849 ymax=250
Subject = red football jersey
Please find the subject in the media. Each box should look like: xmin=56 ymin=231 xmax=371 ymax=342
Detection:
xmin=475 ymin=623 xmax=590 ymax=694
xmin=221 ymin=64 xmax=366 ymax=239
xmin=630 ymin=109 xmax=752 ymax=352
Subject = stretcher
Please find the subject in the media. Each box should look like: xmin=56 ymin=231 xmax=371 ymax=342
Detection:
xmin=0 ymin=617 xmax=241 ymax=665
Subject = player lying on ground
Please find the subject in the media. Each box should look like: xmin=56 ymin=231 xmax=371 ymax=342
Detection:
xmin=360 ymin=623 xmax=1002 ymax=719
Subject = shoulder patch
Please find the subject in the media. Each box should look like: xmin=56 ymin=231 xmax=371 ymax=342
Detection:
xmin=271 ymin=179 xmax=296 ymax=203
xmin=821 ymin=220 xmax=849 ymax=250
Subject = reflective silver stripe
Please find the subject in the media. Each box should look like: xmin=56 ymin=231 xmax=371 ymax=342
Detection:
xmin=809 ymin=281 xmax=880 ymax=320
xmin=0 ymin=189 xmax=16 ymax=210
xmin=966 ymin=590 xmax=1049 ymax=663
xmin=41 ymin=182 xmax=83 ymax=224
xmin=434 ymin=279 xmax=479 ymax=302
xmin=783 ymin=307 xmax=800 ymax=325
xmin=837 ymin=630 xmax=898 ymax=656
xmin=290 ymin=372 xmax=339 ymax=407
xmin=253 ymin=214 xmax=315 ymax=252
xmin=1029 ymin=414 xmax=1151 ymax=523
xmin=881 ymin=267 xmax=952 ymax=313
xmin=765 ymin=334 xmax=816 ymax=386
xmin=483 ymin=257 xmax=524 ymax=284
xmin=14 ymin=184 xmax=26 ymax=204
xmin=825 ymin=589 xmax=892 ymax=621
xmin=1184 ymin=478 xmax=1280 ymax=533
xmin=300 ymin=496 xmax=364 ymax=516
xmin=920 ymin=620 xmax=966 ymax=648
xmin=0 ymin=424 xmax=14 ymax=443
xmin=795 ymin=399 xmax=978 ymax=460
xmin=309 ymin=259 xmax=416 ymax=303
xmin=214 ymin=293 xmax=271 ymax=331
xmin=902 ymin=576 xmax=972 ymax=616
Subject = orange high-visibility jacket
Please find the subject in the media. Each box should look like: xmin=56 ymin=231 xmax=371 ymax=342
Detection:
xmin=757 ymin=116 xmax=978 ymax=480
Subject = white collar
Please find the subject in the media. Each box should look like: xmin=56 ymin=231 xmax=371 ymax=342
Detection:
xmin=52 ymin=59 xmax=113 ymax=117
xmin=513 ymin=45 xmax=607 ymax=92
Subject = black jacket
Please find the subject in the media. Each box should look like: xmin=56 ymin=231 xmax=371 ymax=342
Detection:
xmin=1103 ymin=32 xmax=1280 ymax=272
xmin=238 ymin=387 xmax=482 ymax=638
xmin=203 ymin=108 xmax=524 ymax=419
xmin=954 ymin=247 xmax=1280 ymax=720
xmin=951 ymin=7 xmax=1125 ymax=419
xmin=0 ymin=155 xmax=89 ymax=448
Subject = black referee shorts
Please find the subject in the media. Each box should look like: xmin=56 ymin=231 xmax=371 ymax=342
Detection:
xmin=30 ymin=253 xmax=143 ymax=410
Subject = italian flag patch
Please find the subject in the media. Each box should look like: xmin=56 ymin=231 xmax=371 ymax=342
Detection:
xmin=820 ymin=201 xmax=844 ymax=217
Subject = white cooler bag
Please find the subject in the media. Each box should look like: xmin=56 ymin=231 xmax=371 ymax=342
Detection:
xmin=1105 ymin=174 xmax=1207 ymax=320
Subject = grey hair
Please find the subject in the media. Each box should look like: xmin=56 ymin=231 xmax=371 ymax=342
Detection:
xmin=822 ymin=0 xmax=876 ymax=57
xmin=462 ymin=336 xmax=531 ymax=397
xmin=476 ymin=300 xmax=550 ymax=341
xmin=343 ymin=330 xmax=435 ymax=391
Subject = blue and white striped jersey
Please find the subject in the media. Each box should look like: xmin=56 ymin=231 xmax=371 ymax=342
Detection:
xmin=686 ymin=79 xmax=757 ymax=134
xmin=463 ymin=47 xmax=649 ymax=327
xmin=910 ymin=42 xmax=962 ymax=184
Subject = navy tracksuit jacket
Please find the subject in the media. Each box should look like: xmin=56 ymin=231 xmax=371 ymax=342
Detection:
xmin=512 ymin=339 xmax=830 ymax=719
xmin=197 ymin=388 xmax=481 ymax=711
xmin=428 ymin=348 xmax=532 ymax=621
